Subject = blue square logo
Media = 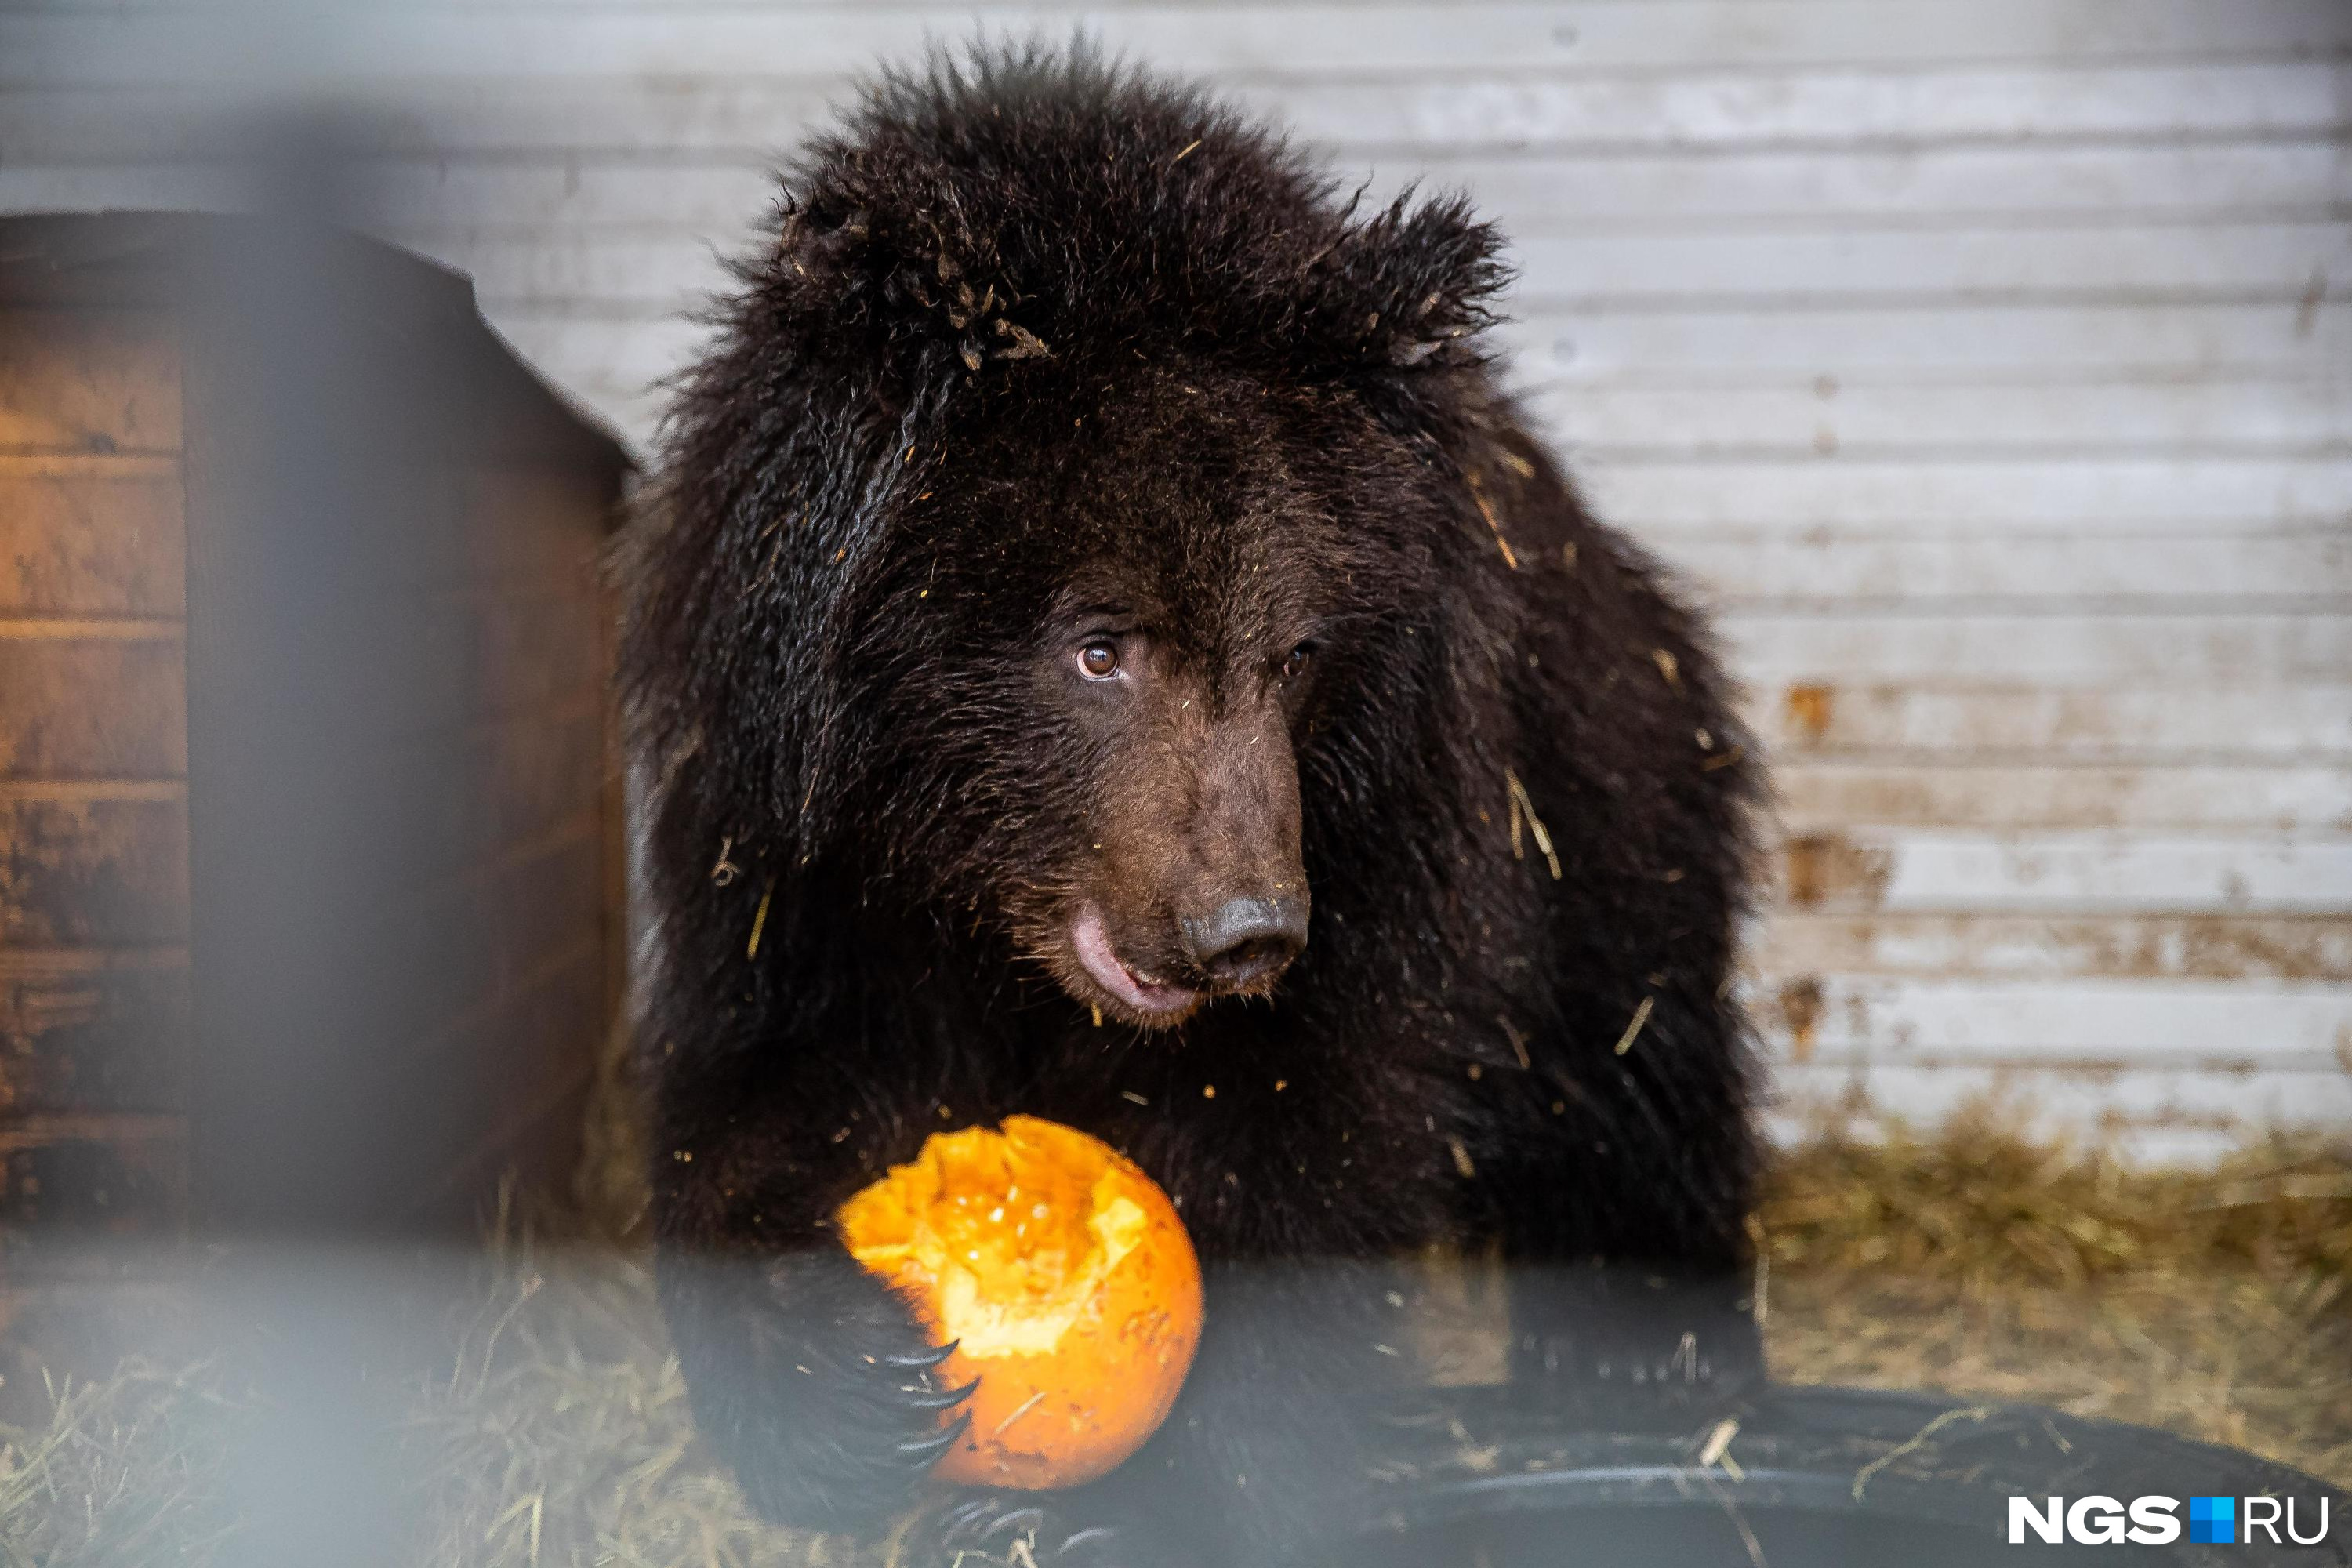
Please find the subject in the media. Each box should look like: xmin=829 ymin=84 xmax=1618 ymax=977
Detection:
xmin=2190 ymin=1496 xmax=2235 ymax=1544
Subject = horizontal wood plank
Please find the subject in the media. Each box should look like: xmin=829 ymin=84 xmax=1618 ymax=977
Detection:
xmin=42 ymin=59 xmax=2334 ymax=165
xmin=1668 ymin=531 xmax=2352 ymax=603
xmin=1744 ymin=683 xmax=2352 ymax=760
xmin=1584 ymin=458 xmax=2352 ymax=529
xmin=0 ymin=952 xmax=187 ymax=1116
xmin=1534 ymin=382 xmax=2352 ymax=458
xmin=1509 ymin=304 xmax=2352 ymax=383
xmin=1718 ymin=614 xmax=2352 ymax=682
xmin=1748 ymin=912 xmax=2352 ymax=983
xmin=17 ymin=132 xmax=2326 ymax=245
xmin=1455 ymin=142 xmax=2352 ymax=229
xmin=1269 ymin=62 xmax=2352 ymax=154
xmin=0 ymin=473 xmax=185 ymax=617
xmin=0 ymin=452 xmax=177 ymax=482
xmin=1511 ymin=223 xmax=2352 ymax=303
xmin=1777 ymin=828 xmax=2352 ymax=914
xmin=0 ymin=796 xmax=187 ymax=946
xmin=1774 ymin=760 xmax=2352 ymax=832
xmin=0 ymin=1109 xmax=185 ymax=1232
xmin=0 ymin=637 xmax=186 ymax=780
xmin=0 ymin=308 xmax=180 ymax=454
xmin=1751 ymin=972 xmax=2352 ymax=1065
xmin=1770 ymin=1062 xmax=2352 ymax=1134
xmin=13 ymin=60 xmax=2319 ymax=159
xmin=0 ymin=1109 xmax=183 ymax=1153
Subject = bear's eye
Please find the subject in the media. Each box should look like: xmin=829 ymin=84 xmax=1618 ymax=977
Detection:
xmin=1076 ymin=641 xmax=1121 ymax=681
xmin=1282 ymin=643 xmax=1314 ymax=682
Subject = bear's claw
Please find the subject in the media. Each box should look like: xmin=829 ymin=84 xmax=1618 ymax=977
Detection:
xmin=895 ymin=1410 xmax=974 ymax=1465
xmin=901 ymin=1376 xmax=982 ymax=1412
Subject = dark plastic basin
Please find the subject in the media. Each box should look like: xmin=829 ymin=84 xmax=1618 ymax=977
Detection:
xmin=1320 ymin=1384 xmax=2350 ymax=1566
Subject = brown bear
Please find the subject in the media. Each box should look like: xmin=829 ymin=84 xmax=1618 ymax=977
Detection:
xmin=618 ymin=44 xmax=1763 ymax=1567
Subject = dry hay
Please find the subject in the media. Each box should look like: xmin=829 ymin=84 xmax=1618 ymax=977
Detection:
xmin=0 ymin=1359 xmax=251 ymax=1566
xmin=1758 ymin=1112 xmax=2352 ymax=1486
xmin=5 ymin=1118 xmax=2347 ymax=1566
xmin=399 ymin=1240 xmax=854 ymax=1568
xmin=1 ymin=1234 xmax=860 ymax=1568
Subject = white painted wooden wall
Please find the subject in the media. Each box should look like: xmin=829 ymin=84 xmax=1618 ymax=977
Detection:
xmin=6 ymin=2 xmax=2347 ymax=1161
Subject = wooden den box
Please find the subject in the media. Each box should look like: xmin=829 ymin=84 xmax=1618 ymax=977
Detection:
xmin=0 ymin=214 xmax=630 ymax=1276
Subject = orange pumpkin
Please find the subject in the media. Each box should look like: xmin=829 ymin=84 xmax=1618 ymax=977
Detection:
xmin=836 ymin=1116 xmax=1203 ymax=1488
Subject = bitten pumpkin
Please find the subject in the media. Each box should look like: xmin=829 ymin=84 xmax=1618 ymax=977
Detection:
xmin=837 ymin=1116 xmax=1203 ymax=1489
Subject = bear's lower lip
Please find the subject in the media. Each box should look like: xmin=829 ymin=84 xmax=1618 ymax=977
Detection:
xmin=1070 ymin=904 xmax=1196 ymax=1017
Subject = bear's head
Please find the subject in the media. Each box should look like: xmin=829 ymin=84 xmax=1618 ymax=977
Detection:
xmin=628 ymin=47 xmax=1518 ymax=1029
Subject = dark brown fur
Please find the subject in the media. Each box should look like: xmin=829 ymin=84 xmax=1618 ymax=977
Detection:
xmin=619 ymin=45 xmax=1764 ymax=1566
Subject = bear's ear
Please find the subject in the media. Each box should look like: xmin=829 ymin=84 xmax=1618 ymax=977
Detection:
xmin=1301 ymin=191 xmax=1511 ymax=373
xmin=760 ymin=177 xmax=1051 ymax=395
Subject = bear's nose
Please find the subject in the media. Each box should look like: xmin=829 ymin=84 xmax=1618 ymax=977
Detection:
xmin=1180 ymin=895 xmax=1308 ymax=990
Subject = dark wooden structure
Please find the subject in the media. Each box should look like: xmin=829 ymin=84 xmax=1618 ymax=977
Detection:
xmin=0 ymin=214 xmax=628 ymax=1279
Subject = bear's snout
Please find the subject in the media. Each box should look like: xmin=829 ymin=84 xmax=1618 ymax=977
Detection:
xmin=1178 ymin=894 xmax=1307 ymax=990
xmin=1050 ymin=670 xmax=1312 ymax=1024
xmin=1142 ymin=691 xmax=1309 ymax=999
